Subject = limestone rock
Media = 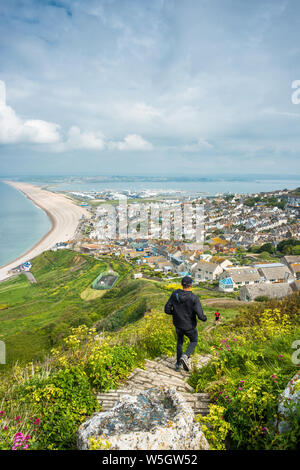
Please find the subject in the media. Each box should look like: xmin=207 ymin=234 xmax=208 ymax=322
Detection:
xmin=77 ymin=386 xmax=209 ymax=450
xmin=276 ymin=370 xmax=300 ymax=433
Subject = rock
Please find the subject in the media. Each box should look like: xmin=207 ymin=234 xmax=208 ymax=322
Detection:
xmin=276 ymin=370 xmax=300 ymax=433
xmin=77 ymin=386 xmax=210 ymax=450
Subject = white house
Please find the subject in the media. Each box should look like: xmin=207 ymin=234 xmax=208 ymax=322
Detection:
xmin=191 ymin=261 xmax=223 ymax=281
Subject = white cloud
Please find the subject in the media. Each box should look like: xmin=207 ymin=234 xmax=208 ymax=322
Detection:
xmin=116 ymin=102 xmax=162 ymax=122
xmin=181 ymin=139 xmax=213 ymax=152
xmin=108 ymin=134 xmax=153 ymax=151
xmin=1 ymin=81 xmax=153 ymax=153
xmin=0 ymin=80 xmax=61 ymax=144
xmin=53 ymin=126 xmax=105 ymax=152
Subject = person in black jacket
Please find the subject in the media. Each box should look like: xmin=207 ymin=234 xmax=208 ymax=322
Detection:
xmin=164 ymin=276 xmax=207 ymax=371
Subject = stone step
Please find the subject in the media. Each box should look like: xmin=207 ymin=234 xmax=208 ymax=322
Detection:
xmin=130 ymin=368 xmax=193 ymax=390
xmin=144 ymin=359 xmax=187 ymax=377
xmin=96 ymin=354 xmax=212 ymax=420
xmin=123 ymin=378 xmax=190 ymax=394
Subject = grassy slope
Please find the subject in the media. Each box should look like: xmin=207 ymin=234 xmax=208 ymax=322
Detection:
xmin=0 ymin=249 xmax=241 ymax=366
xmin=0 ymin=250 xmax=131 ymax=364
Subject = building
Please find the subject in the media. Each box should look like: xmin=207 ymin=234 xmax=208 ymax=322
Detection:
xmin=281 ymin=256 xmax=300 ymax=279
xmin=21 ymin=261 xmax=32 ymax=272
xmin=190 ymin=261 xmax=223 ymax=281
xmin=219 ymin=266 xmax=261 ymax=288
xmin=254 ymin=263 xmax=293 ymax=283
xmin=219 ymin=277 xmax=234 ymax=292
xmin=239 ymin=282 xmax=294 ymax=301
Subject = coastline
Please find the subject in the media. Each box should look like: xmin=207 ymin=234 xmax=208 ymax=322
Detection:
xmin=0 ymin=181 xmax=89 ymax=281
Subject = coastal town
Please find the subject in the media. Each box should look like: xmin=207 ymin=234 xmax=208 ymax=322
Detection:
xmin=49 ymin=185 xmax=300 ymax=303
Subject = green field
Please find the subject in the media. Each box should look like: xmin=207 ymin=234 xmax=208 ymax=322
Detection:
xmin=0 ymin=250 xmax=133 ymax=364
xmin=0 ymin=249 xmax=241 ymax=367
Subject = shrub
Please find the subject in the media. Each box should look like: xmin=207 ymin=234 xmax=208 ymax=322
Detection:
xmin=23 ymin=366 xmax=99 ymax=449
xmin=195 ymin=405 xmax=231 ymax=450
xmin=85 ymin=343 xmax=137 ymax=391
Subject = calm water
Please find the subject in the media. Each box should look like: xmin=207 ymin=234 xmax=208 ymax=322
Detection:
xmin=0 ymin=182 xmax=51 ymax=267
xmin=38 ymin=177 xmax=300 ymax=195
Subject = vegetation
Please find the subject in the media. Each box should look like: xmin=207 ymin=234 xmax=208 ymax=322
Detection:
xmin=0 ymin=249 xmax=299 ymax=450
xmin=248 ymin=238 xmax=300 ymax=258
xmin=190 ymin=293 xmax=300 ymax=450
xmin=0 ymin=250 xmax=132 ymax=365
xmin=244 ymin=195 xmax=286 ymax=210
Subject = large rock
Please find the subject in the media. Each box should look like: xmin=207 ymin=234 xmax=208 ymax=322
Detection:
xmin=276 ymin=371 xmax=300 ymax=433
xmin=77 ymin=387 xmax=209 ymax=450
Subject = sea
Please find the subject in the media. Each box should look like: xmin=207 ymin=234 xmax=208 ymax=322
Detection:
xmin=0 ymin=175 xmax=299 ymax=269
xmin=0 ymin=182 xmax=51 ymax=267
xmin=39 ymin=177 xmax=300 ymax=195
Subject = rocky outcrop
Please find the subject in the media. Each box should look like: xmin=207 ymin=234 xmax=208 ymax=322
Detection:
xmin=276 ymin=370 xmax=300 ymax=433
xmin=77 ymin=387 xmax=210 ymax=450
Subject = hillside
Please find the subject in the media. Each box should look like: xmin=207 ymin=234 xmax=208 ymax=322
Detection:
xmin=0 ymin=250 xmax=299 ymax=450
xmin=0 ymin=250 xmax=141 ymax=364
xmin=0 ymin=250 xmax=240 ymax=366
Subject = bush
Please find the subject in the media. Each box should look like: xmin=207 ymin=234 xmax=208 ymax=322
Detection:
xmin=191 ymin=302 xmax=300 ymax=450
xmin=23 ymin=366 xmax=99 ymax=449
xmin=85 ymin=343 xmax=137 ymax=391
xmin=117 ymin=310 xmax=177 ymax=359
xmin=254 ymin=296 xmax=270 ymax=302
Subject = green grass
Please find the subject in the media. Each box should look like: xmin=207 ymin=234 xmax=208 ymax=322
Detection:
xmin=0 ymin=250 xmax=134 ymax=365
xmin=0 ymin=249 xmax=241 ymax=368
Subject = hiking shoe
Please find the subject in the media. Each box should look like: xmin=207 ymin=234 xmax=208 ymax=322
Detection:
xmin=175 ymin=363 xmax=182 ymax=372
xmin=180 ymin=354 xmax=190 ymax=371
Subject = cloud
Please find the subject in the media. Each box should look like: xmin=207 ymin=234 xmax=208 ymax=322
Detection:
xmin=0 ymin=80 xmax=60 ymax=144
xmin=53 ymin=126 xmax=105 ymax=152
xmin=0 ymin=80 xmax=152 ymax=153
xmin=181 ymin=139 xmax=213 ymax=152
xmin=108 ymin=134 xmax=153 ymax=151
xmin=116 ymin=102 xmax=162 ymax=122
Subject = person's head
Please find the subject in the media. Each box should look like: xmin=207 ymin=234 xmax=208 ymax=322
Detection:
xmin=181 ymin=276 xmax=193 ymax=290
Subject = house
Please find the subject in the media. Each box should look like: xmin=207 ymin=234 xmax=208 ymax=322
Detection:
xmin=190 ymin=261 xmax=223 ymax=281
xmin=220 ymin=266 xmax=261 ymax=288
xmin=239 ymin=282 xmax=294 ymax=301
xmin=254 ymin=263 xmax=293 ymax=283
xmin=155 ymin=260 xmax=173 ymax=273
xmin=281 ymin=255 xmax=300 ymax=269
xmin=200 ymin=254 xmax=213 ymax=261
xmin=21 ymin=261 xmax=32 ymax=272
xmin=219 ymin=277 xmax=234 ymax=292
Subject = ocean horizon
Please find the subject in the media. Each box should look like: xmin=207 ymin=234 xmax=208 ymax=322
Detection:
xmin=3 ymin=175 xmax=300 ymax=195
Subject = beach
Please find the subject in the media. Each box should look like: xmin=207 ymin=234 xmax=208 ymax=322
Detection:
xmin=0 ymin=181 xmax=89 ymax=281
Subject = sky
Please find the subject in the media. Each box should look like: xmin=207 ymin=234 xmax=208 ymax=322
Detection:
xmin=0 ymin=0 xmax=300 ymax=177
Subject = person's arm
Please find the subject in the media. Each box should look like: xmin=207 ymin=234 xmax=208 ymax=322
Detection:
xmin=193 ymin=295 xmax=207 ymax=321
xmin=164 ymin=293 xmax=174 ymax=315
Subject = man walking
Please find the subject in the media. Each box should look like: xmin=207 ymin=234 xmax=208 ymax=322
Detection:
xmin=164 ymin=276 xmax=207 ymax=372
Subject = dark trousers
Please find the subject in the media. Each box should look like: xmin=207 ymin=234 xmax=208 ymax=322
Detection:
xmin=175 ymin=327 xmax=198 ymax=365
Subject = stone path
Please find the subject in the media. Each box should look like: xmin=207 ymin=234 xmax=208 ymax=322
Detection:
xmin=97 ymin=354 xmax=212 ymax=417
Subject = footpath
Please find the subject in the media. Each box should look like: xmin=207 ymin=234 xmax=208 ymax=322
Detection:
xmin=97 ymin=354 xmax=212 ymax=417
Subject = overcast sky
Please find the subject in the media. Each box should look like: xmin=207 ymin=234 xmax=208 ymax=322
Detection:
xmin=0 ymin=0 xmax=300 ymax=176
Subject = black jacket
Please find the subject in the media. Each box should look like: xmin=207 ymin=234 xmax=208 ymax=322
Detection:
xmin=164 ymin=289 xmax=207 ymax=330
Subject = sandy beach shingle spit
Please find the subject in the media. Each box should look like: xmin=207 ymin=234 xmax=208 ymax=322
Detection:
xmin=0 ymin=181 xmax=89 ymax=281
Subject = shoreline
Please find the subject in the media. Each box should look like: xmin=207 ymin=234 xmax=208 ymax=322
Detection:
xmin=0 ymin=181 xmax=89 ymax=281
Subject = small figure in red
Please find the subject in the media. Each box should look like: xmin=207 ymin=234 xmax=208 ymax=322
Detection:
xmin=215 ymin=311 xmax=221 ymax=323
